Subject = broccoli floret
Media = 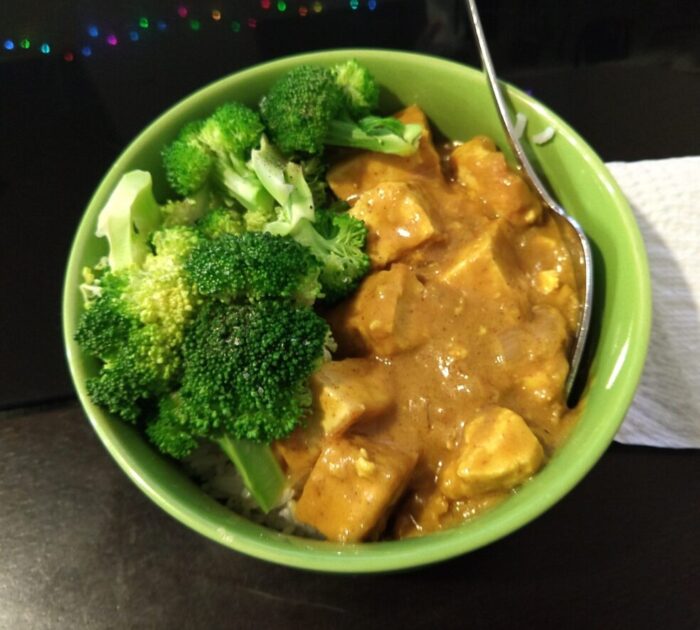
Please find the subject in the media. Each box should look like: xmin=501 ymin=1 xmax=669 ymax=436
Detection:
xmin=300 ymin=155 xmax=329 ymax=208
xmin=161 ymin=121 xmax=213 ymax=198
xmin=161 ymin=197 xmax=208 ymax=228
xmin=293 ymin=210 xmax=370 ymax=303
xmin=85 ymin=324 xmax=172 ymax=422
xmin=149 ymin=299 xmax=329 ymax=445
xmin=333 ymin=59 xmax=379 ymax=118
xmin=146 ymin=394 xmax=200 ymax=459
xmin=76 ymin=269 xmax=173 ymax=421
xmin=250 ymin=136 xmax=315 ymax=236
xmin=196 ymin=206 xmax=246 ymax=239
xmin=185 ymin=232 xmax=322 ymax=305
xmin=162 ymin=103 xmax=274 ymax=218
xmin=75 ymin=271 xmax=135 ymax=358
xmin=76 ymin=223 xmax=203 ymax=421
xmin=249 ymin=136 xmax=370 ymax=301
xmin=260 ymin=64 xmax=422 ymax=157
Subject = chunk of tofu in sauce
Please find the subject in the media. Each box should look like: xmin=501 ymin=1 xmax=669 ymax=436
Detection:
xmin=276 ymin=106 xmax=581 ymax=541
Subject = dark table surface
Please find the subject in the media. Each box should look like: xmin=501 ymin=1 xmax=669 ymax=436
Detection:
xmin=2 ymin=1 xmax=699 ymax=628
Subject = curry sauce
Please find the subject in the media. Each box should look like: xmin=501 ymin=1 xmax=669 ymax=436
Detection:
xmin=273 ymin=106 xmax=581 ymax=542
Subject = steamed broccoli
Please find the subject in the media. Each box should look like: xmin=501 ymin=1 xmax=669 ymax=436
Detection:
xmin=250 ymin=136 xmax=315 ymax=236
xmin=293 ymin=210 xmax=370 ymax=304
xmin=333 ymin=59 xmax=379 ymax=118
xmin=146 ymin=299 xmax=331 ymax=447
xmin=195 ymin=206 xmax=246 ymax=239
xmin=76 ymin=224 xmax=202 ymax=421
xmin=95 ymin=170 xmax=162 ymax=271
xmin=161 ymin=197 xmax=208 ymax=228
xmin=162 ymin=102 xmax=274 ymax=220
xmin=250 ymin=139 xmax=370 ymax=302
xmin=300 ymin=155 xmax=330 ymax=208
xmin=185 ymin=231 xmax=322 ymax=305
xmin=259 ymin=63 xmax=421 ymax=157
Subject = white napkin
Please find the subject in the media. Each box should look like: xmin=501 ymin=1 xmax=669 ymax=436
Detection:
xmin=605 ymin=157 xmax=700 ymax=448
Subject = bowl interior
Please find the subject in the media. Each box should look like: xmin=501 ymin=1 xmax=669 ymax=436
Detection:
xmin=63 ymin=49 xmax=650 ymax=572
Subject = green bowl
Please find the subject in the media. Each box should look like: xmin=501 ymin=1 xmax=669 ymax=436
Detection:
xmin=63 ymin=49 xmax=651 ymax=572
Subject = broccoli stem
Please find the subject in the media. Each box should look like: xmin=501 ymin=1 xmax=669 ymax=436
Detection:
xmin=95 ymin=170 xmax=163 ymax=271
xmin=217 ymin=434 xmax=286 ymax=513
xmin=250 ymin=138 xmax=315 ymax=235
xmin=219 ymin=155 xmax=275 ymax=216
xmin=325 ymin=119 xmax=423 ymax=157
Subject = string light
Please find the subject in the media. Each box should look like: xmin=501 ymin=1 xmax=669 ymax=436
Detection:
xmin=0 ymin=2 xmax=384 ymax=61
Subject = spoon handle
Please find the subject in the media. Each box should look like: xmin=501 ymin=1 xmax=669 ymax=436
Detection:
xmin=465 ymin=0 xmax=594 ymax=399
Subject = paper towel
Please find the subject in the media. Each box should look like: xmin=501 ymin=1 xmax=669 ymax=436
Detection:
xmin=605 ymin=157 xmax=700 ymax=448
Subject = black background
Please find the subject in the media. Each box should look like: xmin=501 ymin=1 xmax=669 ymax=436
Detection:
xmin=1 ymin=1 xmax=699 ymax=627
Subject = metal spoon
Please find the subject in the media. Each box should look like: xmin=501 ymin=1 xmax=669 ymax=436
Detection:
xmin=465 ymin=0 xmax=594 ymax=400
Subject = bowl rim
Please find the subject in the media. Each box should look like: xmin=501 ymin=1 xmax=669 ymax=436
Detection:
xmin=63 ymin=48 xmax=651 ymax=573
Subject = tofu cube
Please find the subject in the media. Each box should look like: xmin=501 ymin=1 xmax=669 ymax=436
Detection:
xmin=450 ymin=137 xmax=541 ymax=221
xmin=438 ymin=221 xmax=521 ymax=302
xmin=311 ymin=359 xmax=394 ymax=435
xmin=294 ymin=436 xmax=418 ymax=542
xmin=273 ymin=422 xmax=325 ymax=491
xmin=439 ymin=407 xmax=544 ymax=499
xmin=350 ymin=182 xmax=436 ymax=268
xmin=330 ymin=263 xmax=428 ymax=357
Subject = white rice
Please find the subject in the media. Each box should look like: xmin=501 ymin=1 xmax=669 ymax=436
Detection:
xmin=512 ymin=112 xmax=528 ymax=139
xmin=532 ymin=126 xmax=556 ymax=145
xmin=512 ymin=112 xmax=556 ymax=145
xmin=183 ymin=442 xmax=320 ymax=537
